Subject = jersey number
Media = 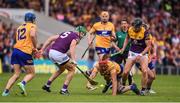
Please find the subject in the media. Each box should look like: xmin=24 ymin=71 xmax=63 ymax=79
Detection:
xmin=17 ymin=28 xmax=26 ymax=40
xmin=60 ymin=32 xmax=71 ymax=38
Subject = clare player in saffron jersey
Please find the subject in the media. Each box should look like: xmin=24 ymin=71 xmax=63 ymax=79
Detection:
xmin=86 ymin=54 xmax=140 ymax=96
xmin=88 ymin=11 xmax=116 ymax=60
xmin=2 ymin=12 xmax=37 ymax=96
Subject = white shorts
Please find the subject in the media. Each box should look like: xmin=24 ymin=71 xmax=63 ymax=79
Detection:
xmin=128 ymin=51 xmax=148 ymax=59
xmin=49 ymin=49 xmax=70 ymax=65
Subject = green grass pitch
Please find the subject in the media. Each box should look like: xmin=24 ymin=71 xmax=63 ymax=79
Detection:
xmin=0 ymin=73 xmax=180 ymax=102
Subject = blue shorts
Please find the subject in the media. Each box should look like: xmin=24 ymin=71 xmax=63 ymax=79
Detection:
xmin=11 ymin=48 xmax=34 ymax=66
xmin=95 ymin=47 xmax=110 ymax=54
xmin=117 ymin=64 xmax=124 ymax=80
xmin=135 ymin=61 xmax=155 ymax=70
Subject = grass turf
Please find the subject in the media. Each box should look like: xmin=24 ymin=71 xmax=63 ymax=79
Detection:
xmin=0 ymin=73 xmax=180 ymax=102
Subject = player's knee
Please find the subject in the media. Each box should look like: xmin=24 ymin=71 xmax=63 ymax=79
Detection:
xmin=150 ymin=74 xmax=156 ymax=80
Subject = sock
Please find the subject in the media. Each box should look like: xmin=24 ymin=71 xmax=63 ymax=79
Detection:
xmin=128 ymin=74 xmax=133 ymax=85
xmin=141 ymin=87 xmax=146 ymax=91
xmin=130 ymin=85 xmax=135 ymax=90
xmin=61 ymin=84 xmax=68 ymax=91
xmin=21 ymin=81 xmax=26 ymax=86
xmin=4 ymin=89 xmax=9 ymax=93
xmin=147 ymin=87 xmax=151 ymax=90
xmin=46 ymin=80 xmax=52 ymax=87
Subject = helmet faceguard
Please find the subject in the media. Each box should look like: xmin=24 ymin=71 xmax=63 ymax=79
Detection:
xmin=132 ymin=18 xmax=143 ymax=32
xmin=75 ymin=26 xmax=87 ymax=39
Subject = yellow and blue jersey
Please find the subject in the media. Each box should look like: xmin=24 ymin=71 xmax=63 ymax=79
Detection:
xmin=94 ymin=61 xmax=123 ymax=78
xmin=14 ymin=22 xmax=36 ymax=55
xmin=90 ymin=22 xmax=115 ymax=48
xmin=11 ymin=22 xmax=36 ymax=66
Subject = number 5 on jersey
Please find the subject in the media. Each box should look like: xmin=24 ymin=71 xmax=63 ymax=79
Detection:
xmin=60 ymin=32 xmax=71 ymax=38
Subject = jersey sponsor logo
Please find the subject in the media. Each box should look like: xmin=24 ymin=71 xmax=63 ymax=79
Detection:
xmin=102 ymin=31 xmax=107 ymax=35
xmin=118 ymin=35 xmax=122 ymax=38
xmin=96 ymin=31 xmax=111 ymax=36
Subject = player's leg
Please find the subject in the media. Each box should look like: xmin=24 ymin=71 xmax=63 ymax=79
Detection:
xmin=122 ymin=58 xmax=135 ymax=85
xmin=117 ymin=84 xmax=140 ymax=95
xmin=117 ymin=77 xmax=140 ymax=95
xmin=42 ymin=67 xmax=65 ymax=92
xmin=147 ymin=65 xmax=156 ymax=94
xmin=139 ymin=56 xmax=148 ymax=95
xmin=2 ymin=64 xmax=21 ymax=96
xmin=102 ymin=80 xmax=112 ymax=93
xmin=17 ymin=65 xmax=35 ymax=96
xmin=147 ymin=69 xmax=156 ymax=93
xmin=128 ymin=70 xmax=134 ymax=85
xmin=98 ymin=53 xmax=104 ymax=61
xmin=60 ymin=61 xmax=75 ymax=95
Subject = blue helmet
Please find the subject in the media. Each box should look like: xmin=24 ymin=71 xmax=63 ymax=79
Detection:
xmin=24 ymin=12 xmax=36 ymax=23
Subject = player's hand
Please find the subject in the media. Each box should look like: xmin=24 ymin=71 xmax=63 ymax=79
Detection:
xmin=115 ymin=47 xmax=120 ymax=51
xmin=70 ymin=59 xmax=77 ymax=66
xmin=152 ymin=53 xmax=157 ymax=60
xmin=39 ymin=49 xmax=44 ymax=55
xmin=119 ymin=48 xmax=124 ymax=54
xmin=32 ymin=49 xmax=41 ymax=59
xmin=110 ymin=36 xmax=116 ymax=41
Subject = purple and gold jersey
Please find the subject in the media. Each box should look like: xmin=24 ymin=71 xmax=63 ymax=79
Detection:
xmin=51 ymin=31 xmax=79 ymax=53
xmin=128 ymin=27 xmax=150 ymax=53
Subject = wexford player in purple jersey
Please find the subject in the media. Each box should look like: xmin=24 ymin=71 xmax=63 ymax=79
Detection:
xmin=120 ymin=18 xmax=151 ymax=95
xmin=40 ymin=26 xmax=87 ymax=95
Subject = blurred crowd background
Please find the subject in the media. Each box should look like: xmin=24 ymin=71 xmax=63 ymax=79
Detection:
xmin=0 ymin=0 xmax=179 ymax=72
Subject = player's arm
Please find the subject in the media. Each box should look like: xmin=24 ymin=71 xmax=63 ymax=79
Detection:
xmin=87 ymin=25 xmax=95 ymax=45
xmin=152 ymin=40 xmax=157 ymax=58
xmin=112 ymin=41 xmax=120 ymax=51
xmin=110 ymin=68 xmax=117 ymax=96
xmin=41 ymin=35 xmax=59 ymax=52
xmin=69 ymin=39 xmax=78 ymax=62
xmin=86 ymin=67 xmax=98 ymax=89
xmin=89 ymin=67 xmax=98 ymax=79
xmin=141 ymin=33 xmax=152 ymax=56
xmin=120 ymin=34 xmax=130 ymax=53
xmin=111 ymin=24 xmax=116 ymax=41
xmin=30 ymin=26 xmax=37 ymax=48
